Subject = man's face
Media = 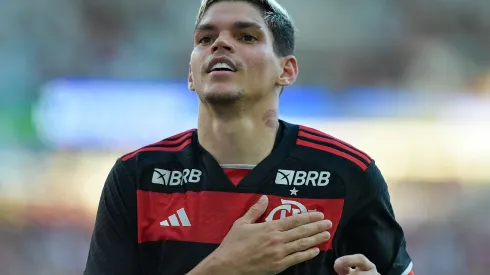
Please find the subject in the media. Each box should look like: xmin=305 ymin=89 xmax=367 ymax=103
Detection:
xmin=189 ymin=2 xmax=289 ymax=104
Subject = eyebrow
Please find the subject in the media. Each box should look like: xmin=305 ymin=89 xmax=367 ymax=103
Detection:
xmin=194 ymin=21 xmax=263 ymax=33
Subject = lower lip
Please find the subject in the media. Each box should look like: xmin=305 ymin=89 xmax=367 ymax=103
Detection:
xmin=209 ymin=70 xmax=235 ymax=76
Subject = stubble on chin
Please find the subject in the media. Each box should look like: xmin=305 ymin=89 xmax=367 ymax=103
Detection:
xmin=203 ymin=89 xmax=246 ymax=106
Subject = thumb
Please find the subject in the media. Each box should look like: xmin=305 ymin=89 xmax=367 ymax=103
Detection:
xmin=241 ymin=195 xmax=269 ymax=223
xmin=334 ymin=258 xmax=354 ymax=275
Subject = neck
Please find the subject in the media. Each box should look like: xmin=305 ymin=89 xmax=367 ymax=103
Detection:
xmin=197 ymin=97 xmax=280 ymax=165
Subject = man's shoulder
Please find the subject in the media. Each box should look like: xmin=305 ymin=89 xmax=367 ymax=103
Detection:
xmin=291 ymin=123 xmax=373 ymax=173
xmin=118 ymin=128 xmax=197 ymax=169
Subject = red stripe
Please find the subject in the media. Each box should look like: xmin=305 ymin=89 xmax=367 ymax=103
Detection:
xmin=154 ymin=132 xmax=193 ymax=146
xmin=298 ymin=131 xmax=371 ymax=164
xmin=137 ymin=190 xmax=344 ymax=251
xmin=298 ymin=125 xmax=370 ymax=160
xmin=121 ymin=130 xmax=195 ymax=160
xmin=166 ymin=129 xmax=196 ymax=140
xmin=407 ymin=270 xmax=415 ymax=275
xmin=296 ymin=139 xmax=368 ymax=171
xmin=122 ymin=139 xmax=192 ymax=161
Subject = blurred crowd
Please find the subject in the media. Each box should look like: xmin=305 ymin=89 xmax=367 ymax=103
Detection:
xmin=3 ymin=0 xmax=490 ymax=96
xmin=1 ymin=0 xmax=490 ymax=274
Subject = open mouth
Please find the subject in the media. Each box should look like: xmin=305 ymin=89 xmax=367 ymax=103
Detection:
xmin=206 ymin=57 xmax=238 ymax=73
xmin=209 ymin=62 xmax=235 ymax=72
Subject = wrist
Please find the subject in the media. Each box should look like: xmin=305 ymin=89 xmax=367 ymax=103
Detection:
xmin=187 ymin=250 xmax=235 ymax=275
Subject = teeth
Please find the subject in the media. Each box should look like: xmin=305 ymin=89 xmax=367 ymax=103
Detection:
xmin=211 ymin=62 xmax=233 ymax=71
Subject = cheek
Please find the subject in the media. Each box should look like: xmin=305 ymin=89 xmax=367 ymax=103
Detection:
xmin=190 ymin=49 xmax=206 ymax=78
xmin=247 ymin=56 xmax=267 ymax=76
xmin=247 ymin=56 xmax=278 ymax=82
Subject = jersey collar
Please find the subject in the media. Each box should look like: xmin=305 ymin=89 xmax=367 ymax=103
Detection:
xmin=194 ymin=120 xmax=298 ymax=191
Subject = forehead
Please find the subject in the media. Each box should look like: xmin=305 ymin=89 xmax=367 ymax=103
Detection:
xmin=198 ymin=2 xmax=266 ymax=29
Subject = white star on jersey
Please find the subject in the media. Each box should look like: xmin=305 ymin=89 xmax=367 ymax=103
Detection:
xmin=290 ymin=187 xmax=298 ymax=196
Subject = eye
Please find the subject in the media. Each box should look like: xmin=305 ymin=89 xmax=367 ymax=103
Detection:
xmin=240 ymin=35 xmax=257 ymax=43
xmin=198 ymin=36 xmax=213 ymax=44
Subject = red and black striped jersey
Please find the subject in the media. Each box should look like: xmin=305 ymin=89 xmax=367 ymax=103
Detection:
xmin=84 ymin=120 xmax=414 ymax=275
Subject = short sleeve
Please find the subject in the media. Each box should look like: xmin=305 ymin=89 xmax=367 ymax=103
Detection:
xmin=84 ymin=159 xmax=139 ymax=275
xmin=334 ymin=161 xmax=414 ymax=275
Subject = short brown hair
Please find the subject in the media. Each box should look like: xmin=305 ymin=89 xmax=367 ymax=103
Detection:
xmin=195 ymin=0 xmax=296 ymax=57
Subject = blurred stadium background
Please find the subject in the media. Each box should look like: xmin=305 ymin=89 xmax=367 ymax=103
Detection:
xmin=1 ymin=0 xmax=490 ymax=274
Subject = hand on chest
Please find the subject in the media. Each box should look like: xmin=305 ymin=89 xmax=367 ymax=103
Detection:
xmin=137 ymin=177 xmax=345 ymax=252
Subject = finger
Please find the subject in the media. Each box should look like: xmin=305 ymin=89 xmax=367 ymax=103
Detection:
xmin=334 ymin=254 xmax=376 ymax=273
xmin=282 ymin=219 xmax=332 ymax=243
xmin=272 ymin=211 xmax=325 ymax=231
xmin=240 ymin=195 xmax=269 ymax=224
xmin=278 ymin=247 xmax=321 ymax=270
xmin=335 ymin=266 xmax=355 ymax=275
xmin=334 ymin=258 xmax=354 ymax=275
xmin=283 ymin=231 xmax=330 ymax=255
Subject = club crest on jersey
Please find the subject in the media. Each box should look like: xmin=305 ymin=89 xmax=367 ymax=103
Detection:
xmin=275 ymin=169 xmax=330 ymax=186
xmin=152 ymin=168 xmax=202 ymax=186
xmin=265 ymin=199 xmax=316 ymax=221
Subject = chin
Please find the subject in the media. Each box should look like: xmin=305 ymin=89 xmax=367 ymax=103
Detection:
xmin=201 ymin=86 xmax=245 ymax=105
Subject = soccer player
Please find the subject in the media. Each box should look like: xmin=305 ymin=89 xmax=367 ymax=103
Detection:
xmin=84 ymin=0 xmax=414 ymax=274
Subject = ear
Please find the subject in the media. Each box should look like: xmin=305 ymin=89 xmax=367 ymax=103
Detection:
xmin=276 ymin=55 xmax=298 ymax=88
xmin=188 ymin=65 xmax=195 ymax=91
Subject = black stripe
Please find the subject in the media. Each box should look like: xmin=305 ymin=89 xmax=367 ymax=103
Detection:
xmin=137 ymin=179 xmax=346 ymax=198
xmin=138 ymin=240 xmax=335 ymax=275
xmin=138 ymin=240 xmax=217 ymax=275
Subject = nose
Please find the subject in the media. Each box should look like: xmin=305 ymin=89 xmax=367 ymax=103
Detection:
xmin=211 ymin=35 xmax=235 ymax=54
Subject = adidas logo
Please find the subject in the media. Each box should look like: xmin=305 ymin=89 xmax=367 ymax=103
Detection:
xmin=160 ymin=208 xmax=191 ymax=227
xmin=275 ymin=169 xmax=331 ymax=187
